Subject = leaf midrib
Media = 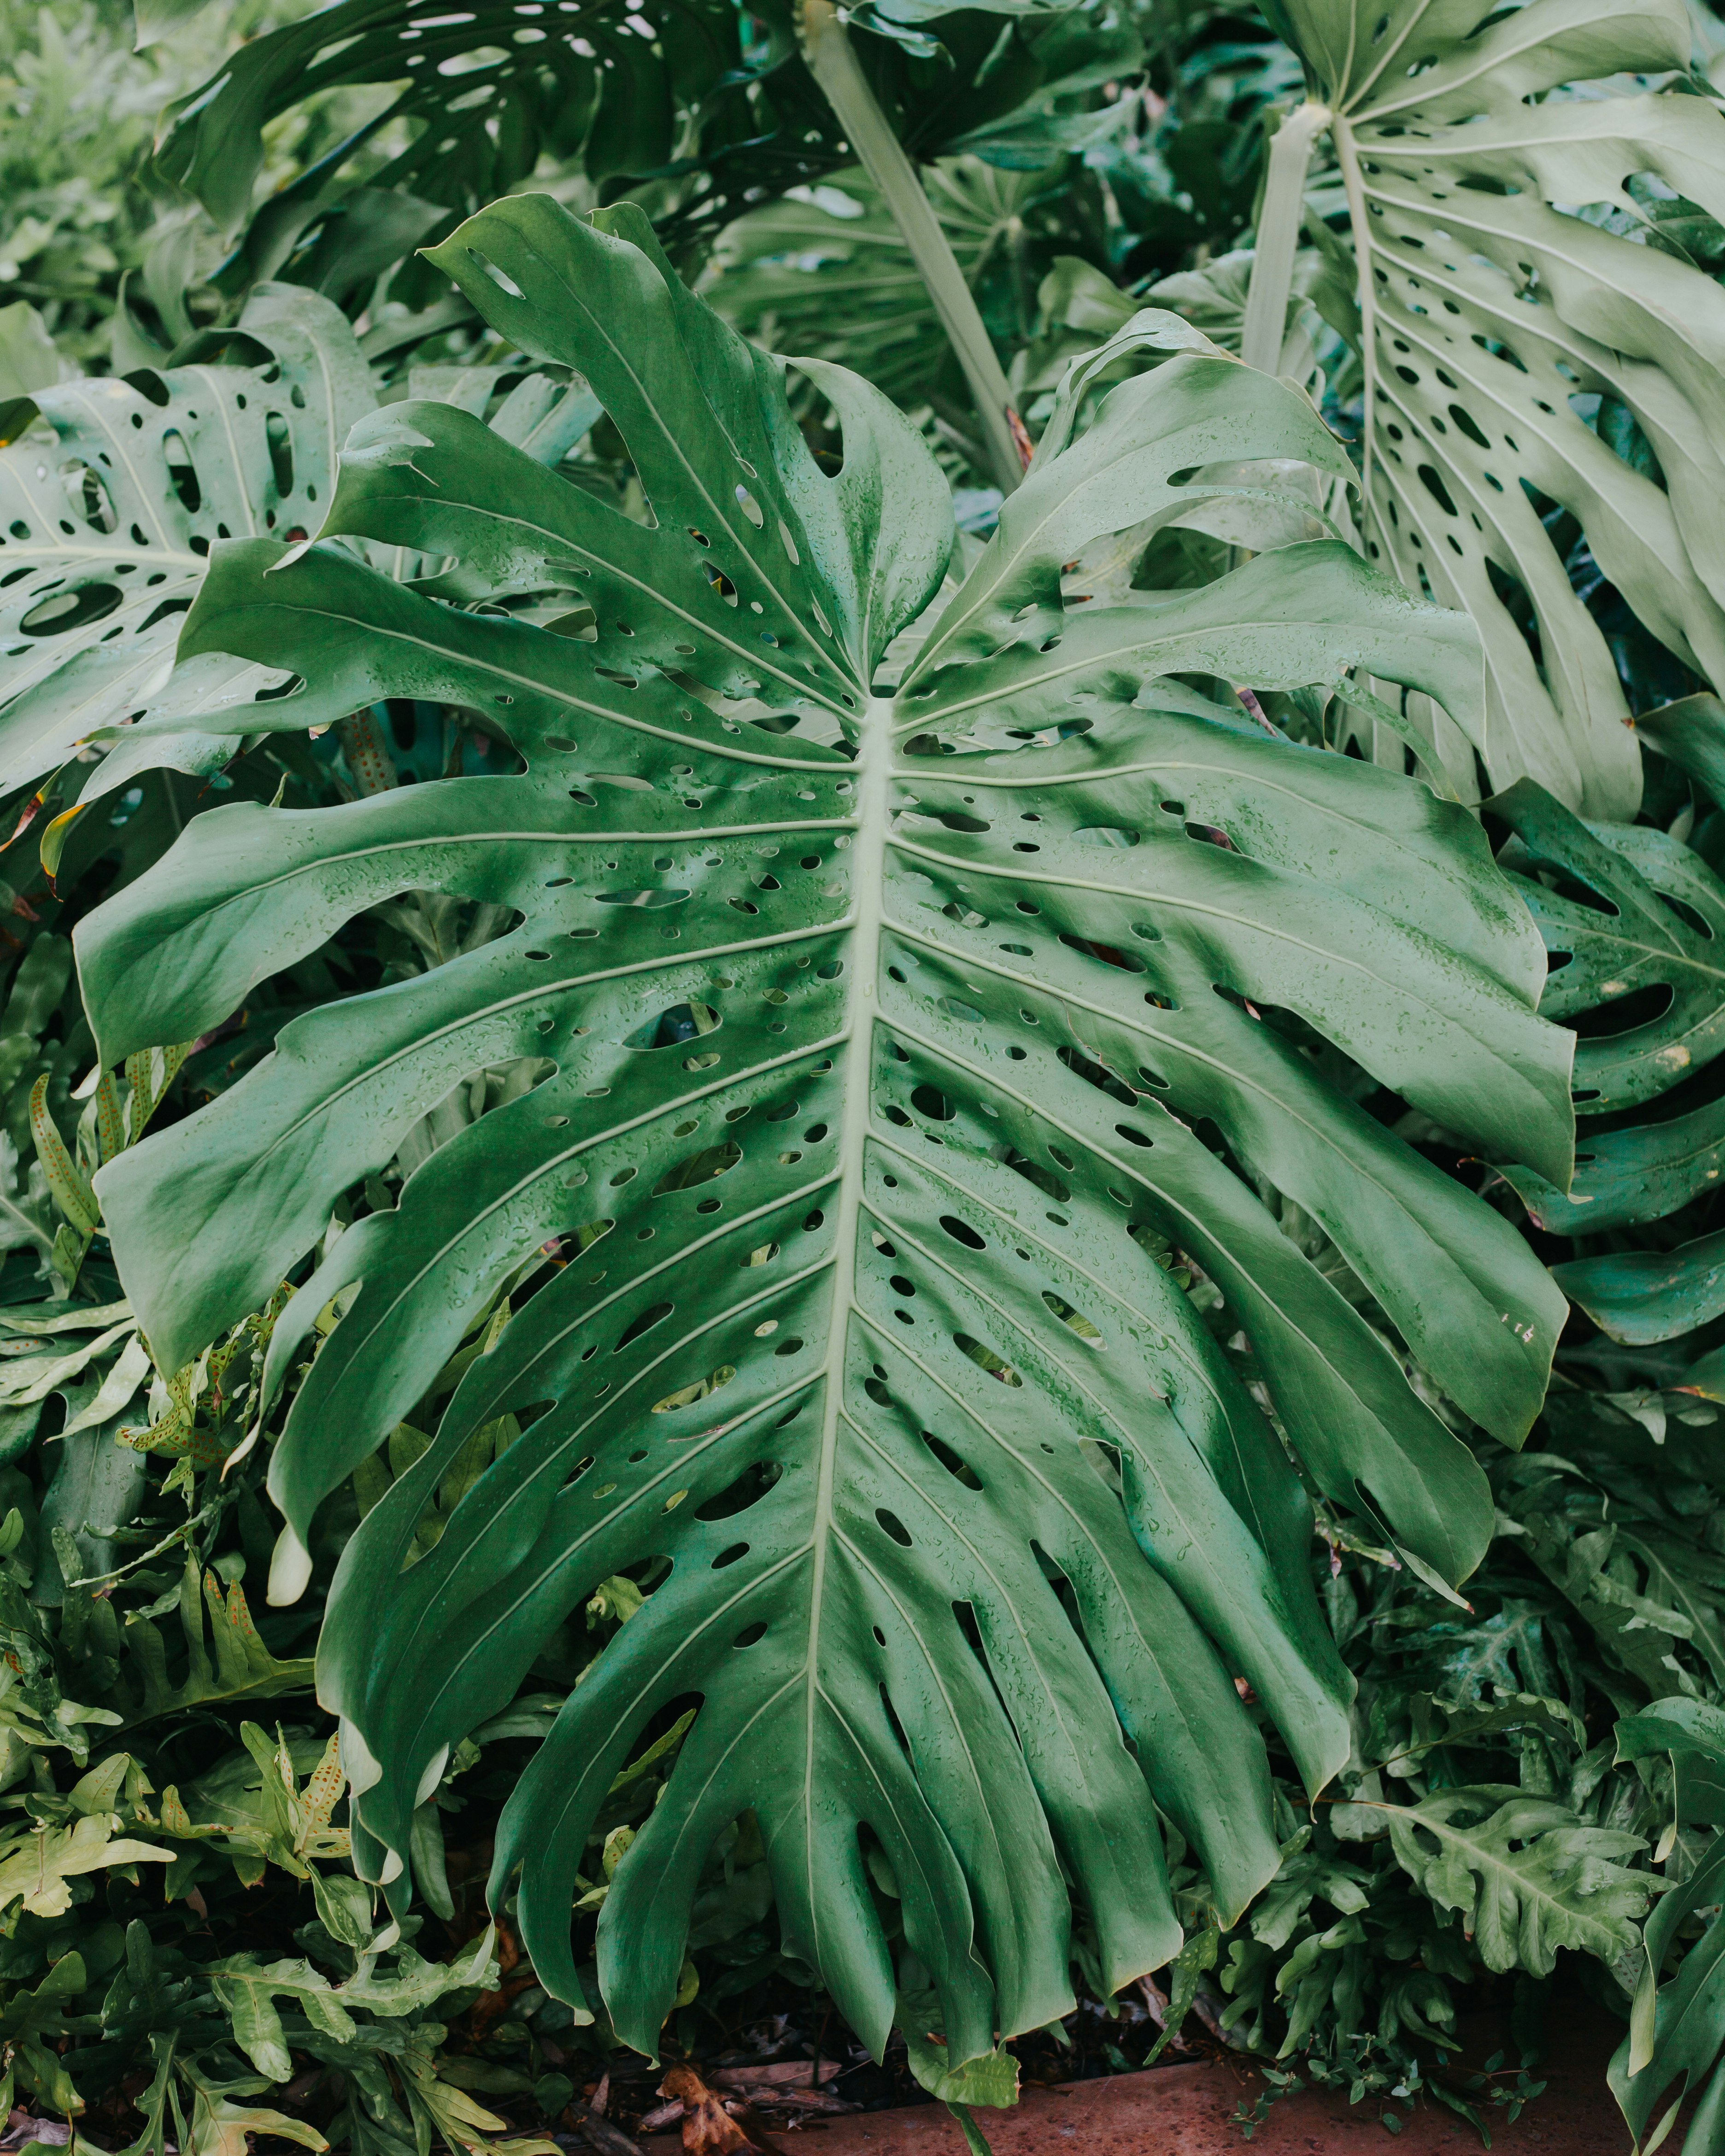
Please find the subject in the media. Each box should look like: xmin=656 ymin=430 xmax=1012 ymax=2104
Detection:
xmin=232 ymin=597 xmax=850 ymax=771
xmin=346 ymin=471 xmax=857 ymax=720
xmin=797 ymin=693 xmax=893 ymax=1948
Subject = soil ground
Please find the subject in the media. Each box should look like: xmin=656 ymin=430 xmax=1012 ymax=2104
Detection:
xmin=640 ymin=2006 xmax=1645 ymax=2156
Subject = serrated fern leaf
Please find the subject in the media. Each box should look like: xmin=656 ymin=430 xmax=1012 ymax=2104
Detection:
xmin=1372 ymin=1785 xmax=1651 ymax=1976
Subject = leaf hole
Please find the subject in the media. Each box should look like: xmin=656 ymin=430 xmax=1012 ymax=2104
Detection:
xmin=264 ymin=411 xmax=294 ymax=497
xmin=1042 ymin=1291 xmax=1104 ymax=1346
xmin=613 ymin=1302 xmax=673 ymax=1353
xmin=469 ymin=248 xmax=525 ymax=297
xmin=695 ymin=1460 xmax=783 ymax=1519
xmin=652 ymin=1140 xmax=742 ymax=1194
xmin=22 ymin=585 xmax=121 ymax=637
xmin=625 ymin=1000 xmax=720 ymax=1049
xmin=162 ymin=429 xmax=201 ymax=512
xmin=921 ymin=1430 xmax=983 ymax=1489
xmin=654 ymin=1366 xmax=735 ymax=1415
xmin=595 ymin=887 xmax=690 ymax=910
xmin=953 ymin=1333 xmax=1021 ymax=1387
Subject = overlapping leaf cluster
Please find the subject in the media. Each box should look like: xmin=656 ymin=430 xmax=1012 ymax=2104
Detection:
xmin=41 ymin=160 xmax=1696 ymax=2151
xmin=18 ymin=0 xmax=1725 ymax=2150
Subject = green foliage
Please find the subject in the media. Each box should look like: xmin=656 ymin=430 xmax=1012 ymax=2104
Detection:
xmin=710 ymin=159 xmax=1096 ymax=444
xmin=0 ymin=275 xmax=599 ymax=821
xmin=7 ymin=0 xmax=1725 ymax=2147
xmin=144 ymin=0 xmax=1142 ymax=312
xmin=1266 ymin=0 xmax=1725 ymax=820
xmin=1461 ymin=750 xmax=1725 ymax=1403
xmin=0 ymin=815 xmax=574 ymax=2147
xmin=705 ymin=5 xmax=1306 ymax=473
xmin=1494 ymin=777 xmax=1725 ymax=1125
xmin=0 ymin=282 xmax=373 ymax=808
xmin=1611 ymin=1703 xmax=1725 ymax=2150
xmin=68 ymin=190 xmax=1581 ymax=2077
xmin=0 ymin=0 xmax=301 ymax=372
xmin=151 ymin=0 xmax=756 ymax=260
xmin=1185 ymin=1403 xmax=1701 ymax=2131
xmin=1368 ymin=1787 xmax=1649 ymax=1977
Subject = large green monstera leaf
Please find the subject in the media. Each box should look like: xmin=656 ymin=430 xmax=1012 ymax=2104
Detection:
xmin=147 ymin=0 xmax=1135 ymax=293
xmin=0 ymin=285 xmax=372 ymax=808
xmin=153 ymin=0 xmax=747 ymax=253
xmin=0 ymin=282 xmax=596 ymax=813
xmin=77 ymin=196 xmax=1571 ymax=2064
xmin=1265 ymin=0 xmax=1725 ymax=820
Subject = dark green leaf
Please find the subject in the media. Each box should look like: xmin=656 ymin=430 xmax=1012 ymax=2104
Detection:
xmin=81 ymin=194 xmax=1572 ymax=2062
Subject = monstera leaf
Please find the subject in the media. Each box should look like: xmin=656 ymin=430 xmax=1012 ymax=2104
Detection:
xmin=0 ymin=285 xmax=371 ymax=808
xmin=150 ymin=0 xmax=741 ymax=242
xmin=77 ymin=195 xmax=1571 ymax=2063
xmin=0 ymin=283 xmax=598 ymax=815
xmin=1488 ymin=767 xmax=1725 ymax=1341
xmin=149 ymin=0 xmax=1138 ymax=292
xmin=1262 ymin=0 xmax=1725 ymax=819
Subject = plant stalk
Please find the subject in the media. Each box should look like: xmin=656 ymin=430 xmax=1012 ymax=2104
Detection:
xmin=1331 ymin=115 xmax=1379 ymax=516
xmin=797 ymin=0 xmax=1028 ymax=493
xmin=1239 ymin=100 xmax=1331 ymax=375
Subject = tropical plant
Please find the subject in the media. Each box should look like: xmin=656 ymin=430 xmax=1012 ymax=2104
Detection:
xmin=1238 ymin=0 xmax=1725 ymax=816
xmin=66 ymin=190 xmax=1579 ymax=2080
xmin=0 ymin=281 xmax=372 ymax=815
xmin=0 ymin=0 xmax=299 ymax=372
xmin=1188 ymin=1373 xmax=1725 ymax=2138
xmin=1610 ymin=1695 xmax=1725 ymax=2153
xmin=1472 ymin=715 xmax=1725 ymax=1357
xmin=1408 ymin=718 xmax=1725 ymax=2156
xmin=0 ymin=774 xmax=607 ymax=2146
xmin=16 ymin=0 xmax=1725 ymax=2142
xmin=147 ymin=0 xmax=760 ymax=279
xmin=0 ymin=276 xmax=598 ymax=830
xmin=135 ymin=0 xmax=1145 ymax=487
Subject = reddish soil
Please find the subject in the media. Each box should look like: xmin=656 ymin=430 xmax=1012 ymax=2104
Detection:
xmin=644 ymin=2013 xmax=1641 ymax=2156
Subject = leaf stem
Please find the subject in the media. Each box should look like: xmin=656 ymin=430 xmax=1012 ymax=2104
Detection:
xmin=1239 ymin=101 xmax=1330 ymax=375
xmin=796 ymin=0 xmax=1028 ymax=494
xmin=1331 ymin=115 xmax=1379 ymax=520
